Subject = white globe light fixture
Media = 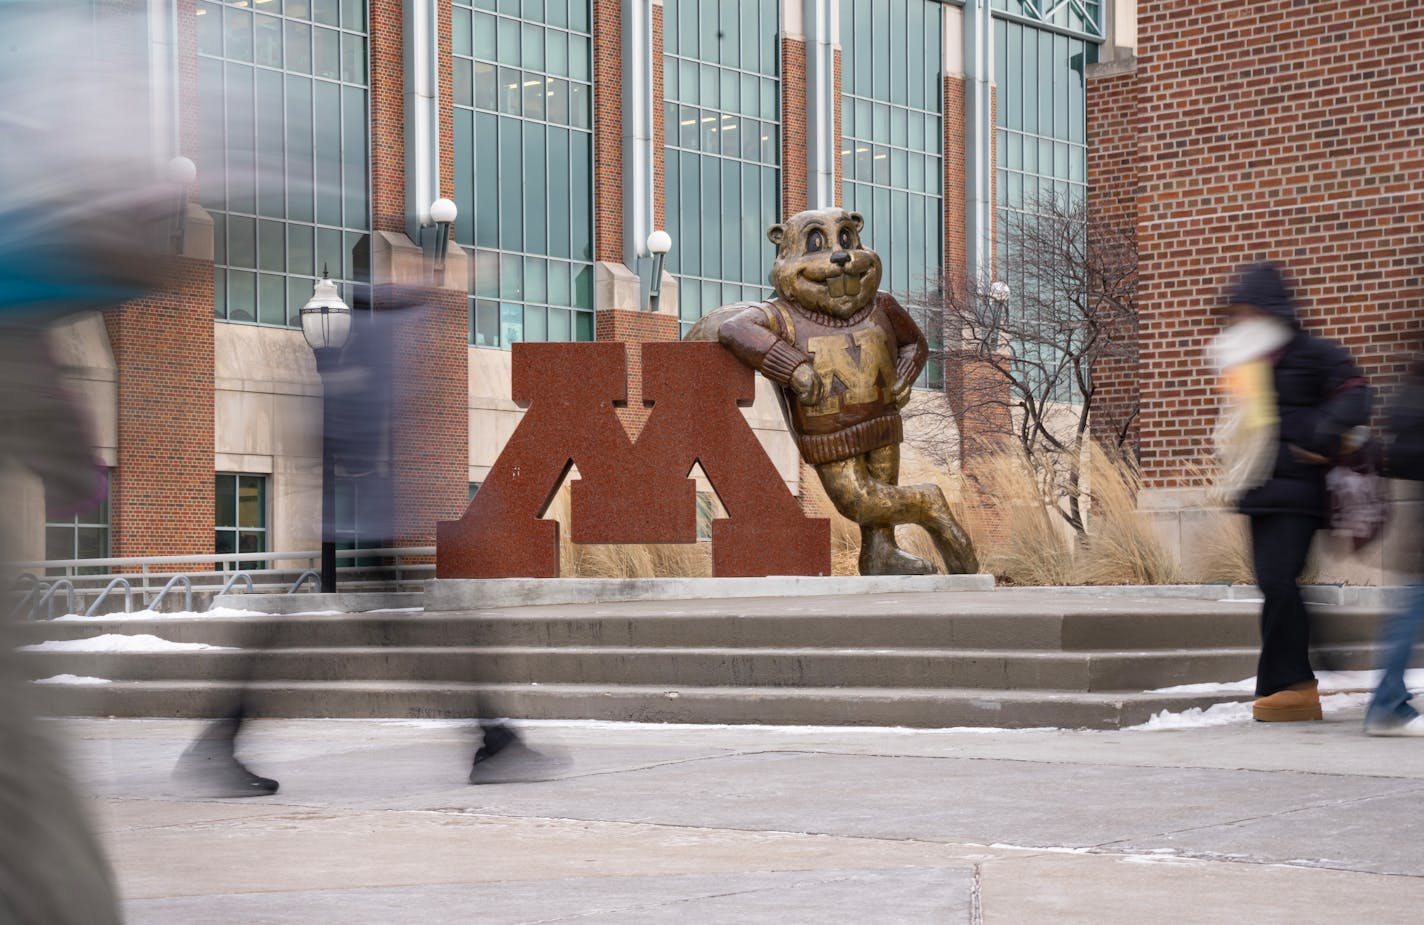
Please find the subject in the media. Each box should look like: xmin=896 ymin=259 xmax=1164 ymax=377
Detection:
xmin=166 ymin=155 xmax=197 ymax=185
xmin=428 ymin=198 xmax=458 ymax=270
xmin=988 ymin=280 xmax=1011 ymax=304
xmin=429 ymin=197 xmax=458 ymax=225
xmin=646 ymin=229 xmax=673 ymax=312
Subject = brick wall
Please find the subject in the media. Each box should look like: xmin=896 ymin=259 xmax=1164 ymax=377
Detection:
xmin=594 ymin=309 xmax=681 ymax=439
xmin=832 ymin=46 xmax=843 ymax=209
xmin=593 ymin=0 xmax=623 ymax=262
xmin=781 ymin=36 xmax=808 ymax=217
xmin=652 ymin=1 xmax=666 ymax=233
xmin=1086 ymin=60 xmax=1141 ymax=450
xmin=105 ymin=0 xmax=213 ymax=564
xmin=386 ymin=283 xmax=470 ymax=547
xmin=1134 ymin=1 xmax=1424 ymax=487
xmin=105 ymin=258 xmax=215 ymax=563
xmin=369 ymin=0 xmax=405 ymax=234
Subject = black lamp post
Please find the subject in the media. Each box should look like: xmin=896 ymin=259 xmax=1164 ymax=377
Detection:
xmin=300 ymin=268 xmax=353 ymax=594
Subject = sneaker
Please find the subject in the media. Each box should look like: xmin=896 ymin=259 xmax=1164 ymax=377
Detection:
xmin=1365 ymin=714 xmax=1424 ymax=737
xmin=1253 ymin=679 xmax=1322 ymax=722
xmin=173 ymin=755 xmax=279 ymax=797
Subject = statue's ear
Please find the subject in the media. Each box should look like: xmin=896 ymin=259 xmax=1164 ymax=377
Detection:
xmin=767 ymin=224 xmax=786 ymax=247
xmin=848 ymin=212 xmax=865 ymax=233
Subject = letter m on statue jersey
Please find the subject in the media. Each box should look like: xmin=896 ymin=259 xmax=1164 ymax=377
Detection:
xmin=436 ymin=341 xmax=831 ymax=578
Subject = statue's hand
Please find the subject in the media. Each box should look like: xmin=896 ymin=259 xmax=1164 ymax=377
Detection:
xmin=790 ymin=362 xmax=826 ymax=405
xmin=891 ymin=375 xmax=915 ymax=408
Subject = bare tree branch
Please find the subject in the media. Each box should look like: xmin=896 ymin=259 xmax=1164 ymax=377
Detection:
xmin=905 ymin=193 xmax=1139 ymax=537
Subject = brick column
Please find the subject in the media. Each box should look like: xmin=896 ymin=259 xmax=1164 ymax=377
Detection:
xmin=593 ymin=0 xmax=624 ymax=263
xmin=652 ymin=0 xmax=666 ymax=233
xmin=106 ymin=258 xmax=215 ymax=563
xmin=1086 ymin=57 xmax=1140 ymax=453
xmin=369 ymin=0 xmax=405 ymax=234
xmin=375 ymin=240 xmax=471 ymax=549
xmin=595 ymin=310 xmax=680 ymax=440
xmin=781 ymin=36 xmax=808 ymax=217
xmin=832 ymin=45 xmax=843 ymax=208
xmin=106 ymin=0 xmax=214 ymax=563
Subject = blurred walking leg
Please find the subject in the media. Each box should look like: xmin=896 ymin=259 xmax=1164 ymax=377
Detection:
xmin=1250 ymin=514 xmax=1323 ymax=721
xmin=1366 ymin=584 xmax=1424 ymax=735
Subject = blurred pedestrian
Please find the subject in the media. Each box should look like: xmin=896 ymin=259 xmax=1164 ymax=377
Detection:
xmin=0 ymin=318 xmax=124 ymax=924
xmin=1 ymin=0 xmax=177 ymax=915
xmin=1365 ymin=354 xmax=1424 ymax=735
xmin=1212 ymin=262 xmax=1371 ymax=722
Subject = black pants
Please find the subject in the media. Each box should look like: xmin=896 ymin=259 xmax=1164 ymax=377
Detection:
xmin=1250 ymin=514 xmax=1320 ymax=696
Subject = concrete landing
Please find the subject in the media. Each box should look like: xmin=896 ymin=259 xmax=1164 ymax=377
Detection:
xmin=59 ymin=713 xmax=1424 ymax=924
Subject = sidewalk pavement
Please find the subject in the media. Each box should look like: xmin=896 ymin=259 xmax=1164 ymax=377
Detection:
xmin=57 ymin=705 xmax=1424 ymax=924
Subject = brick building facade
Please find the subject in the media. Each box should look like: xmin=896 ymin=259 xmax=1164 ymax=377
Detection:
xmin=1089 ymin=1 xmax=1423 ymax=575
xmin=37 ymin=0 xmax=1416 ymax=579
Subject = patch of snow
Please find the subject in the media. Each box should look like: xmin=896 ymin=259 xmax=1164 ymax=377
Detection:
xmin=1131 ymin=700 xmax=1255 ymax=730
xmin=1130 ymin=691 xmax=1372 ymax=731
xmin=367 ymin=607 xmax=424 ymax=614
xmin=33 ymin=674 xmax=112 ymax=685
xmin=54 ymin=606 xmax=268 ymax=621
xmin=1148 ymin=669 xmax=1424 ymax=696
xmin=20 ymin=634 xmax=234 ymax=653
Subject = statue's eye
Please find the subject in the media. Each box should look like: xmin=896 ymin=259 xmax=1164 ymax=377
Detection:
xmin=806 ymin=230 xmax=825 ymax=252
xmin=839 ymin=227 xmax=854 ymax=249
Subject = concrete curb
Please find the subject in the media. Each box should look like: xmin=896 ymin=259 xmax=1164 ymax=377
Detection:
xmin=423 ymin=574 xmax=997 ymax=610
xmin=210 ymin=591 xmax=424 ymax=614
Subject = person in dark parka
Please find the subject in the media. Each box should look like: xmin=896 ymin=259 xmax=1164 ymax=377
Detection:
xmin=1224 ymin=262 xmax=1371 ymax=722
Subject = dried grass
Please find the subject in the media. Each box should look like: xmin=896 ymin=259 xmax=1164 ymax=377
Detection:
xmin=540 ymin=444 xmax=1181 ymax=585
xmin=1075 ymin=443 xmax=1181 ymax=586
xmin=1194 ymin=511 xmax=1255 ymax=585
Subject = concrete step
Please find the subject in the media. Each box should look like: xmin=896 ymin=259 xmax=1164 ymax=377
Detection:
xmin=20 ymin=643 xmax=1394 ymax=693
xmin=19 ymin=591 xmax=1397 ymax=728
xmin=32 ymin=679 xmax=1262 ymax=730
xmin=8 ymin=604 xmax=1389 ymax=651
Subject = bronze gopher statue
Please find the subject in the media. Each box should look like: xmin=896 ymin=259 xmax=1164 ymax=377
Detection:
xmin=686 ymin=208 xmax=978 ymax=575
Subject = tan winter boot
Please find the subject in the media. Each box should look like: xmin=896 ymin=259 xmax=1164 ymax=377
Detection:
xmin=1252 ymin=679 xmax=1322 ymax=722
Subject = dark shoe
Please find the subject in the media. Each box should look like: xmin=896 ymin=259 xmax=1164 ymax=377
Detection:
xmin=469 ymin=722 xmax=520 ymax=776
xmin=173 ymin=755 xmax=279 ymax=797
xmin=1252 ymin=679 xmax=1322 ymax=722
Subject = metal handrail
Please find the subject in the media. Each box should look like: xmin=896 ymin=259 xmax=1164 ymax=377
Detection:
xmin=13 ymin=546 xmax=436 ymax=572
xmin=36 ymin=580 xmax=76 ymax=620
xmin=216 ymin=571 xmax=254 ymax=597
xmin=10 ymin=576 xmax=46 ymax=621
xmin=287 ymin=570 xmax=321 ymax=593
xmin=147 ymin=574 xmax=192 ymax=613
xmin=84 ymin=577 xmax=133 ymax=617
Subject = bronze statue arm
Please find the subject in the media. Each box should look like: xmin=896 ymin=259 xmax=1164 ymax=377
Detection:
xmin=719 ymin=304 xmax=826 ymax=405
xmin=880 ymin=293 xmax=929 ymax=401
xmin=718 ymin=304 xmax=811 ymax=386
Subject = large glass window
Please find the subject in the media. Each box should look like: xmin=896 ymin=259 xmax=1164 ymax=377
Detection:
xmin=198 ymin=0 xmax=371 ymax=327
xmin=663 ymin=0 xmax=781 ymax=336
xmin=840 ymin=0 xmax=944 ymax=385
xmin=453 ymin=0 xmax=595 ymax=348
xmin=990 ymin=0 xmax=1103 ymax=40
xmin=45 ymin=475 xmax=111 ymax=574
xmin=215 ymin=472 xmax=267 ymax=567
xmin=993 ymin=15 xmax=1096 ymax=400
